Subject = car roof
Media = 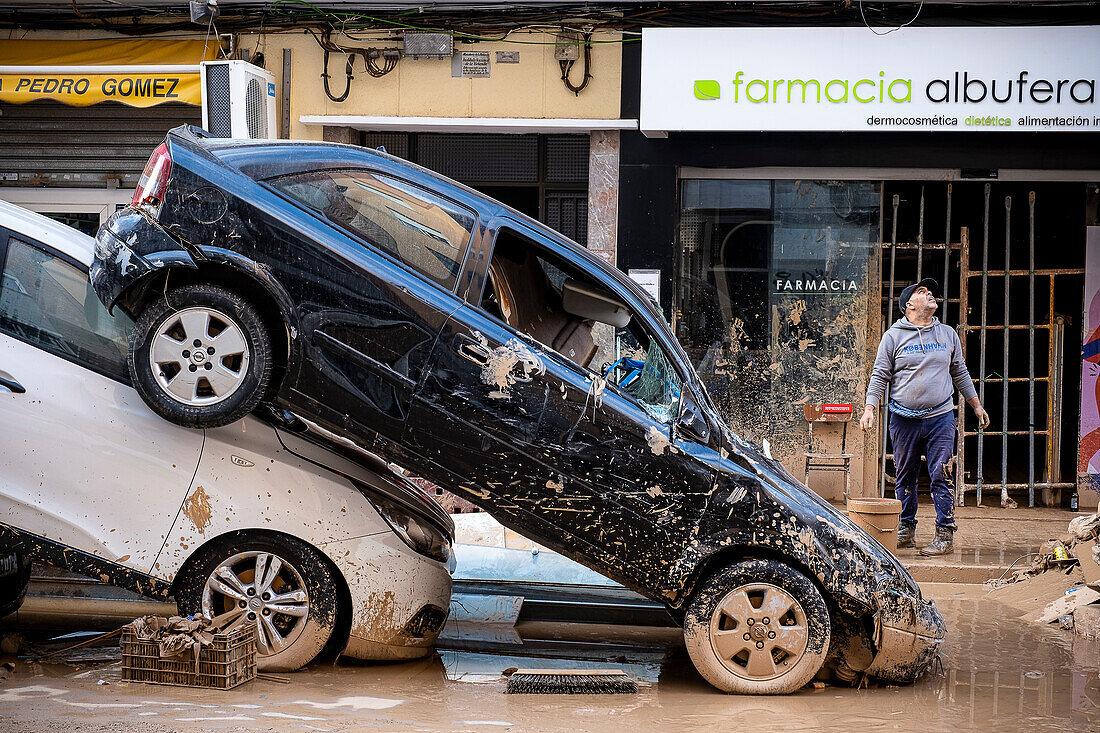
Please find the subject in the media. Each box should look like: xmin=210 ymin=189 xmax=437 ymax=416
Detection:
xmin=171 ymin=128 xmax=658 ymax=306
xmin=0 ymin=200 xmax=95 ymax=267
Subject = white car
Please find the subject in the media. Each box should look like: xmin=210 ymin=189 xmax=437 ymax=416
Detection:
xmin=0 ymin=201 xmax=453 ymax=671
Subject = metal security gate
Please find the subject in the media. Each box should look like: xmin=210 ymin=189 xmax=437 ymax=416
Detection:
xmin=545 ymin=190 xmax=588 ymax=246
xmin=879 ymin=181 xmax=1086 ymax=508
xmin=0 ymin=100 xmax=200 ymax=189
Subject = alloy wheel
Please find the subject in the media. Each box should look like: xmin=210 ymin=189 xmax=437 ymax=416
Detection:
xmin=202 ymin=551 xmax=310 ymax=656
xmin=150 ymin=306 xmax=250 ymax=405
xmin=708 ymin=581 xmax=810 ymax=681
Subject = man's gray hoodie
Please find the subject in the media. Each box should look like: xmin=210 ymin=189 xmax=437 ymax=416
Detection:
xmin=865 ymin=316 xmax=977 ymax=419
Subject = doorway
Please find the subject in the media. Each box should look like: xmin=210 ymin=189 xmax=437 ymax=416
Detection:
xmin=360 ymin=132 xmax=589 ymax=245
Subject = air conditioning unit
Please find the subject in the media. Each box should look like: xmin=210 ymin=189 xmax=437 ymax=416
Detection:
xmin=200 ymin=60 xmax=277 ymax=139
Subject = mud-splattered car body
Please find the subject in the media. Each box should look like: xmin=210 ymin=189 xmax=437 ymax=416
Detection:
xmin=91 ymin=126 xmax=944 ymax=685
xmin=0 ymin=201 xmax=452 ymax=668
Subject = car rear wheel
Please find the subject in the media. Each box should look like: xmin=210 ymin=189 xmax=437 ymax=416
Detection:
xmin=129 ymin=283 xmax=271 ymax=429
xmin=176 ymin=535 xmax=339 ymax=672
xmin=684 ymin=559 xmax=830 ymax=694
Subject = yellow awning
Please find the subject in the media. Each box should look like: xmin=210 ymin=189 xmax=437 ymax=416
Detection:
xmin=0 ymin=39 xmax=219 ymax=108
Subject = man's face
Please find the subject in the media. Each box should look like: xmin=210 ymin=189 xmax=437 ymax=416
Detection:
xmin=908 ymin=286 xmax=938 ymax=312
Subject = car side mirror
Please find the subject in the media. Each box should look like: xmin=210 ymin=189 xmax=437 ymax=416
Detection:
xmin=676 ymin=396 xmax=710 ymax=445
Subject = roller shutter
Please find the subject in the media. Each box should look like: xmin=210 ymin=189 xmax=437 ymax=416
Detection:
xmin=0 ymin=100 xmax=200 ymax=189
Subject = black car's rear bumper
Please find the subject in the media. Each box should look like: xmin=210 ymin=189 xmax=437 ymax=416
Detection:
xmin=90 ymin=207 xmax=197 ymax=315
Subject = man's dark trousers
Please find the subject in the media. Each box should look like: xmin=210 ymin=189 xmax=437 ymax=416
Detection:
xmin=889 ymin=411 xmax=957 ymax=529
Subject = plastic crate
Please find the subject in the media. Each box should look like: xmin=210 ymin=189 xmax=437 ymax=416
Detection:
xmin=121 ymin=623 xmax=256 ymax=690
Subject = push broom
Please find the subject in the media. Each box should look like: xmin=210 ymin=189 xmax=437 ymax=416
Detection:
xmin=504 ymin=668 xmax=638 ymax=694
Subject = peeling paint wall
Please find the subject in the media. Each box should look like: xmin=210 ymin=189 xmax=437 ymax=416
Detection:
xmin=677 ymin=180 xmax=882 ymax=501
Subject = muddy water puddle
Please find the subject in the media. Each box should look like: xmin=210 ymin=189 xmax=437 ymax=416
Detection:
xmin=0 ymin=585 xmax=1096 ymax=732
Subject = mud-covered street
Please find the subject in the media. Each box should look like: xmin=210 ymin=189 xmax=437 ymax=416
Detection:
xmin=1 ymin=581 xmax=1095 ymax=732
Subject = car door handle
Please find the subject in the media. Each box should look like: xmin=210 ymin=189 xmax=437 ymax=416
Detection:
xmin=454 ymin=333 xmax=493 ymax=367
xmin=0 ymin=371 xmax=25 ymax=394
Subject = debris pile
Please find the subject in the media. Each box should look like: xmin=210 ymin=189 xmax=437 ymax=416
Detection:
xmin=987 ymin=512 xmax=1100 ymax=636
xmin=123 ymin=615 xmax=218 ymax=668
xmin=988 ymin=511 xmax=1100 ymax=588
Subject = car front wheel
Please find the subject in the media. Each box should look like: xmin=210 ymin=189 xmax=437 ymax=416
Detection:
xmin=129 ymin=283 xmax=271 ymax=428
xmin=684 ymin=559 xmax=830 ymax=694
xmin=176 ymin=535 xmax=339 ymax=672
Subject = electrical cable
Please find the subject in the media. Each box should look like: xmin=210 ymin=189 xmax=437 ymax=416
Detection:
xmin=992 ymin=552 xmax=1040 ymax=581
xmin=364 ymin=49 xmax=398 ymax=78
xmin=267 ymin=0 xmax=639 ymax=46
xmin=559 ymin=31 xmax=593 ymax=96
xmin=5 ymin=1 xmax=1100 ymax=37
xmin=312 ymin=28 xmax=400 ymax=100
xmin=321 ymin=46 xmax=354 ymax=102
xmin=859 ymin=0 xmax=925 ymax=36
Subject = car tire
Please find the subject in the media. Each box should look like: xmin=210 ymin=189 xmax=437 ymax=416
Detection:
xmin=0 ymin=553 xmax=32 ymax=619
xmin=683 ymin=558 xmax=830 ymax=694
xmin=176 ymin=535 xmax=339 ymax=672
xmin=129 ymin=283 xmax=272 ymax=429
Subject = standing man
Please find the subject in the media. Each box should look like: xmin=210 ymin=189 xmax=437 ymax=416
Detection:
xmin=859 ymin=278 xmax=990 ymax=556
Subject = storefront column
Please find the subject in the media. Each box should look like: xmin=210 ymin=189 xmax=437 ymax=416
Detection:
xmin=322 ymin=125 xmax=357 ymax=145
xmin=587 ymin=130 xmax=619 ymax=265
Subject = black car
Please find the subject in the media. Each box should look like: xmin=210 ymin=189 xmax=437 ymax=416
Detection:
xmin=92 ymin=125 xmax=943 ymax=694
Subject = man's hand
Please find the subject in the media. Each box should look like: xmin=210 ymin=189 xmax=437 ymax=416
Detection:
xmin=859 ymin=405 xmax=876 ymax=430
xmin=973 ymin=405 xmax=991 ymax=430
xmin=968 ymin=396 xmax=991 ymax=430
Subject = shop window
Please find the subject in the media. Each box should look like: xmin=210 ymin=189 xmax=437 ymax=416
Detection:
xmin=677 ymin=178 xmax=879 ymax=446
xmin=679 ymin=180 xmax=772 ymax=356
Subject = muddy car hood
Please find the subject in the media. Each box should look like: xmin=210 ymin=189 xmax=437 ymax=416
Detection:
xmin=691 ymin=426 xmax=923 ymax=616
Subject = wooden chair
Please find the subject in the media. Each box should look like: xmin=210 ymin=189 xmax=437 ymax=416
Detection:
xmin=803 ymin=403 xmax=853 ymax=500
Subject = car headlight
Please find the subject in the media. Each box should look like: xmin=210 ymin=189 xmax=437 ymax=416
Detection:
xmin=368 ymin=492 xmax=451 ymax=564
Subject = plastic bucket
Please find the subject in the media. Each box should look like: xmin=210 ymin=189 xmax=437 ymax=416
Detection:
xmin=847 ymin=498 xmax=903 ymax=552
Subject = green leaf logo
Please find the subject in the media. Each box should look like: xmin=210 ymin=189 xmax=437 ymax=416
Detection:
xmin=694 ymin=80 xmax=720 ymax=100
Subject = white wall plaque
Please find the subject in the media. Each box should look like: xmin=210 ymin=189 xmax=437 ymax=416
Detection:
xmin=629 ymin=269 xmax=661 ymax=304
xmin=452 ymin=51 xmax=490 ymax=78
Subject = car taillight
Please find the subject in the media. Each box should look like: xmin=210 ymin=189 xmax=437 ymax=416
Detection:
xmin=132 ymin=142 xmax=172 ymax=211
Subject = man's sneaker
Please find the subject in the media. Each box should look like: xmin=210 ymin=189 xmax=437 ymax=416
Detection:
xmin=897 ymin=522 xmax=916 ymax=549
xmin=919 ymin=525 xmax=955 ymax=556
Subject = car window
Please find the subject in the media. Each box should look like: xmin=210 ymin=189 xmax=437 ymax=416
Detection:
xmin=270 ymin=169 xmax=475 ymax=290
xmin=479 ymin=225 xmax=682 ymax=423
xmin=0 ymin=237 xmax=133 ymax=380
xmin=607 ymin=325 xmax=683 ymax=424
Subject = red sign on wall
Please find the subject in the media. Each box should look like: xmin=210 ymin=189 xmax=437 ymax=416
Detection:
xmin=823 ymin=403 xmax=853 ymax=414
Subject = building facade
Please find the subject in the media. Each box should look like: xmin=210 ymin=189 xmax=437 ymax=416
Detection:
xmin=618 ymin=23 xmax=1100 ymax=508
xmin=3 ymin=3 xmax=1098 ymax=512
